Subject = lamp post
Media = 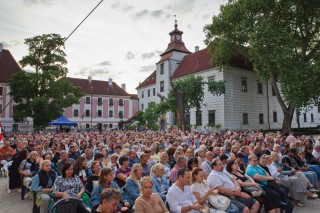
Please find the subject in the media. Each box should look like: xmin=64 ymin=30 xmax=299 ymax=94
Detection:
xmin=88 ymin=77 xmax=93 ymax=129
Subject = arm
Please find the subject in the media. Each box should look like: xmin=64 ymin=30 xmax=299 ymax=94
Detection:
xmin=126 ymin=180 xmax=140 ymax=201
xmin=252 ymin=174 xmax=273 ymax=182
xmin=134 ymin=199 xmax=144 ymax=213
xmin=30 ymin=174 xmax=42 ymax=192
xmin=116 ymin=172 xmax=128 ymax=182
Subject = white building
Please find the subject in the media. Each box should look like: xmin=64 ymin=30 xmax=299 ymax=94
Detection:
xmin=136 ymin=21 xmax=320 ymax=131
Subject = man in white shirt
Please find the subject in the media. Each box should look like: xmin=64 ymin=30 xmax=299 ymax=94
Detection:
xmin=207 ymin=159 xmax=260 ymax=213
xmin=166 ymin=168 xmax=202 ymax=213
xmin=312 ymin=144 xmax=320 ymax=159
xmin=201 ymin=151 xmax=214 ymax=177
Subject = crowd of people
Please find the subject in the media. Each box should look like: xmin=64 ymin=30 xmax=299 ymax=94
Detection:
xmin=0 ymin=128 xmax=320 ymax=213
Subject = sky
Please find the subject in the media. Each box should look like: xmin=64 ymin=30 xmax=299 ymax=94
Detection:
xmin=1 ymin=0 xmax=227 ymax=94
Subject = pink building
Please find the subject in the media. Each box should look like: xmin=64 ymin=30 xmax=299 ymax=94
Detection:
xmin=65 ymin=77 xmax=138 ymax=130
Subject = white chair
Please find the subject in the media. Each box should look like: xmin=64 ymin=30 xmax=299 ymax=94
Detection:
xmin=4 ymin=161 xmax=12 ymax=193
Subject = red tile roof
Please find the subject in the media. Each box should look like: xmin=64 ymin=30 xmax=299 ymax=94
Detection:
xmin=136 ymin=71 xmax=156 ymax=89
xmin=129 ymin=94 xmax=138 ymax=100
xmin=67 ymin=77 xmax=130 ymax=96
xmin=172 ymin=47 xmax=253 ymax=78
xmin=0 ymin=49 xmax=21 ymax=83
xmin=160 ymin=41 xmax=191 ymax=56
xmin=157 ymin=52 xmax=173 ymax=64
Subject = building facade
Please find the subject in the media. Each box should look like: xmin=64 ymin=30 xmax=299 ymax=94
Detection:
xmin=136 ymin=22 xmax=320 ymax=131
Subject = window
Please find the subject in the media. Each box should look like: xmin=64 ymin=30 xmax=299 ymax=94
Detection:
xmin=160 ymin=63 xmax=164 ymax=74
xmin=303 ymin=113 xmax=307 ymax=122
xmin=207 ymin=76 xmax=215 ymax=82
xmin=0 ymin=87 xmax=3 ymax=95
xmin=153 ymin=88 xmax=156 ymax=96
xmin=311 ymin=113 xmax=314 ymax=123
xmin=73 ymin=109 xmax=79 ymax=117
xmin=12 ymin=124 xmax=18 ymax=131
xmin=273 ymin=112 xmax=277 ymax=122
xmin=208 ymin=110 xmax=215 ymax=126
xmin=109 ymin=98 xmax=114 ymax=106
xmin=318 ymin=104 xmax=320 ymax=113
xmin=243 ymin=113 xmax=248 ymax=125
xmin=97 ymin=110 xmax=102 ymax=117
xmin=242 ymin=78 xmax=247 ymax=92
xmin=141 ymin=91 xmax=144 ymax=99
xmin=97 ymin=98 xmax=102 ymax=105
xmin=85 ymin=110 xmax=90 ymax=117
xmin=196 ymin=111 xmax=202 ymax=126
xmin=257 ymin=82 xmax=263 ymax=94
xmin=85 ymin=97 xmax=91 ymax=104
xmin=0 ymin=104 xmax=2 ymax=113
xmin=160 ymin=81 xmax=164 ymax=92
xmin=109 ymin=110 xmax=113 ymax=117
xmin=109 ymin=124 xmax=113 ymax=128
xmin=119 ymin=99 xmax=123 ymax=106
xmin=119 ymin=111 xmax=123 ymax=119
xmin=271 ymin=84 xmax=276 ymax=96
xmin=148 ymin=89 xmax=150 ymax=97
xmin=185 ymin=113 xmax=190 ymax=126
xmin=141 ymin=103 xmax=144 ymax=111
xmin=259 ymin=113 xmax=264 ymax=124
xmin=86 ymin=124 xmax=90 ymax=129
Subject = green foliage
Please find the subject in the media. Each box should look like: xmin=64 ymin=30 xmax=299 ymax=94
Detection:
xmin=142 ymin=102 xmax=160 ymax=130
xmin=204 ymin=0 xmax=320 ymax=131
xmin=8 ymin=33 xmax=84 ymax=129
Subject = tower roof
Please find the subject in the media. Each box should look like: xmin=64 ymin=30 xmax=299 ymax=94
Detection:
xmin=0 ymin=49 xmax=21 ymax=83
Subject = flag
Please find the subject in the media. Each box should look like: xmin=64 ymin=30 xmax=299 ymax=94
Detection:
xmin=0 ymin=122 xmax=3 ymax=143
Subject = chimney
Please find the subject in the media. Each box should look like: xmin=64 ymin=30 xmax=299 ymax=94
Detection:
xmin=108 ymin=78 xmax=113 ymax=86
xmin=0 ymin=43 xmax=3 ymax=52
xmin=121 ymin=83 xmax=126 ymax=91
xmin=88 ymin=76 xmax=92 ymax=83
xmin=195 ymin=46 xmax=199 ymax=52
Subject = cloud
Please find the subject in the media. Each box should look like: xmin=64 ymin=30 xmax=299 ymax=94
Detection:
xmin=202 ymin=14 xmax=211 ymax=19
xmin=98 ymin=61 xmax=112 ymax=66
xmin=110 ymin=2 xmax=120 ymax=9
xmin=126 ymin=51 xmax=135 ymax=60
xmin=187 ymin=24 xmax=192 ymax=29
xmin=141 ymin=52 xmax=155 ymax=60
xmin=74 ymin=67 xmax=110 ymax=78
xmin=150 ymin=10 xmax=164 ymax=18
xmin=23 ymin=0 xmax=54 ymax=6
xmin=1 ymin=40 xmax=22 ymax=48
xmin=140 ymin=65 xmax=155 ymax=73
xmin=122 ymin=4 xmax=134 ymax=12
xmin=133 ymin=9 xmax=149 ymax=19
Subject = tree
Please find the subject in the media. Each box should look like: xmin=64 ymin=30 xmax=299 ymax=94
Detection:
xmin=204 ymin=0 xmax=320 ymax=134
xmin=142 ymin=102 xmax=161 ymax=131
xmin=157 ymin=75 xmax=225 ymax=132
xmin=8 ymin=33 xmax=84 ymax=130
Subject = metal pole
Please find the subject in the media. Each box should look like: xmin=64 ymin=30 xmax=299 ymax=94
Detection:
xmin=91 ymin=86 xmax=93 ymax=129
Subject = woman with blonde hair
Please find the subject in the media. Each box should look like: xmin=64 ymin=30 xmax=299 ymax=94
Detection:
xmin=150 ymin=163 xmax=169 ymax=202
xmin=19 ymin=151 xmax=40 ymax=190
xmin=125 ymin=163 xmax=143 ymax=206
xmin=134 ymin=176 xmax=169 ymax=213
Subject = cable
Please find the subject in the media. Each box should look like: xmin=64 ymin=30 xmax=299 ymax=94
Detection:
xmin=53 ymin=0 xmax=104 ymax=54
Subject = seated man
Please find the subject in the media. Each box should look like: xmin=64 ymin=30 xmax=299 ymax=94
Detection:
xmin=166 ymin=167 xmax=203 ymax=213
xmin=208 ymin=159 xmax=260 ymax=213
xmin=56 ymin=150 xmax=75 ymax=175
xmin=91 ymin=188 xmax=122 ymax=213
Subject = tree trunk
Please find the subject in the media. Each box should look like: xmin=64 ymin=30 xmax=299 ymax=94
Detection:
xmin=176 ymin=91 xmax=185 ymax=132
xmin=296 ymin=111 xmax=300 ymax=128
xmin=281 ymin=106 xmax=294 ymax=135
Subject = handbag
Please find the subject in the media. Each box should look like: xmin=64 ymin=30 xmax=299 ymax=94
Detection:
xmin=208 ymin=194 xmax=230 ymax=211
xmin=267 ymin=179 xmax=281 ymax=191
xmin=242 ymin=180 xmax=264 ymax=197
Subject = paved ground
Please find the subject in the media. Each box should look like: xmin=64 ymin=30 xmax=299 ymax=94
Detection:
xmin=0 ymin=176 xmax=319 ymax=213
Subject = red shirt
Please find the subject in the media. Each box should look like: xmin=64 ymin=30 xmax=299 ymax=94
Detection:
xmin=0 ymin=146 xmax=15 ymax=161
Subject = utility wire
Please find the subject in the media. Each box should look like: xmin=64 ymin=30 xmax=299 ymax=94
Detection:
xmin=53 ymin=0 xmax=104 ymax=54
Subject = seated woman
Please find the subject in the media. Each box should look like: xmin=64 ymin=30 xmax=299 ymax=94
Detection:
xmin=226 ymin=159 xmax=277 ymax=213
xmin=19 ymin=151 xmax=40 ymax=189
xmin=125 ymin=163 xmax=143 ymax=206
xmin=31 ymin=160 xmax=57 ymax=213
xmin=134 ymin=177 xmax=169 ymax=213
xmin=150 ymin=163 xmax=169 ymax=202
xmin=107 ymin=153 xmax=120 ymax=176
xmin=51 ymin=162 xmax=87 ymax=204
xmin=90 ymin=167 xmax=129 ymax=212
xmin=115 ymin=156 xmax=131 ymax=188
xmin=41 ymin=152 xmax=58 ymax=174
xmin=74 ymin=156 xmax=90 ymax=185
xmin=187 ymin=157 xmax=199 ymax=171
xmin=85 ymin=161 xmax=101 ymax=196
xmin=9 ymin=150 xmax=28 ymax=190
xmin=191 ymin=168 xmax=240 ymax=213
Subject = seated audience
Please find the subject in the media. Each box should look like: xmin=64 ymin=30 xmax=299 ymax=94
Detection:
xmin=151 ymin=163 xmax=169 ymax=202
xmin=91 ymin=188 xmax=122 ymax=213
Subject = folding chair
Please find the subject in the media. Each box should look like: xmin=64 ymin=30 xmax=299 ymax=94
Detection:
xmin=46 ymin=197 xmax=90 ymax=213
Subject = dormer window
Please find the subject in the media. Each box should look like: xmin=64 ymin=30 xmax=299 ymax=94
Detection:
xmin=160 ymin=63 xmax=164 ymax=74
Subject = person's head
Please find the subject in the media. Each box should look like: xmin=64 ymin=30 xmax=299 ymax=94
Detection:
xmin=140 ymin=177 xmax=154 ymax=197
xmin=205 ymin=151 xmax=214 ymax=161
xmin=166 ymin=147 xmax=176 ymax=157
xmin=159 ymin=152 xmax=168 ymax=163
xmin=28 ymin=151 xmax=38 ymax=161
xmin=91 ymin=161 xmax=101 ymax=175
xmin=119 ymin=156 xmax=129 ymax=167
xmin=40 ymin=160 xmax=51 ymax=172
xmin=248 ymin=154 xmax=259 ymax=166
xmin=191 ymin=167 xmax=204 ymax=183
xmin=94 ymin=153 xmax=104 ymax=163
xmin=140 ymin=153 xmax=148 ymax=165
xmin=176 ymin=155 xmax=187 ymax=168
xmin=226 ymin=159 xmax=238 ymax=173
xmin=62 ymin=162 xmax=74 ymax=178
xmin=177 ymin=167 xmax=191 ymax=185
xmin=197 ymin=148 xmax=205 ymax=157
xmin=288 ymin=148 xmax=297 ymax=156
xmin=211 ymin=158 xmax=223 ymax=172
xmin=187 ymin=157 xmax=198 ymax=171
xmin=75 ymin=156 xmax=87 ymax=171
xmin=18 ymin=149 xmax=28 ymax=159
xmin=98 ymin=188 xmax=121 ymax=213
xmin=185 ymin=148 xmax=194 ymax=158
xmin=150 ymin=163 xmax=164 ymax=177
xmin=99 ymin=167 xmax=114 ymax=185
xmin=130 ymin=163 xmax=143 ymax=181
xmin=3 ymin=140 xmax=10 ymax=148
xmin=259 ymin=154 xmax=269 ymax=167
xmin=110 ymin=153 xmax=118 ymax=163
xmin=85 ymin=148 xmax=93 ymax=159
xmin=270 ymin=152 xmax=279 ymax=162
xmin=70 ymin=145 xmax=76 ymax=153
xmin=129 ymin=149 xmax=136 ymax=160
xmin=240 ymin=146 xmax=249 ymax=155
xmin=314 ymin=144 xmax=320 ymax=152
xmin=213 ymin=147 xmax=220 ymax=156
xmin=60 ymin=150 xmax=69 ymax=161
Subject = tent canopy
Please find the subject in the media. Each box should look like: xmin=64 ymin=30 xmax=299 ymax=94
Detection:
xmin=49 ymin=115 xmax=77 ymax=126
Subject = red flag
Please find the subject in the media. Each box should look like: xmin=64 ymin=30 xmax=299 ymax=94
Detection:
xmin=0 ymin=122 xmax=3 ymax=142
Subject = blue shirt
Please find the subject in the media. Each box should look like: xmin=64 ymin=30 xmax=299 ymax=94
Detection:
xmin=245 ymin=164 xmax=268 ymax=187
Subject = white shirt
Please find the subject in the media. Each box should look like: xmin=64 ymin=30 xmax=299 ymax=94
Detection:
xmin=312 ymin=150 xmax=320 ymax=158
xmin=166 ymin=183 xmax=198 ymax=213
xmin=207 ymin=169 xmax=236 ymax=190
xmin=201 ymin=160 xmax=212 ymax=177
